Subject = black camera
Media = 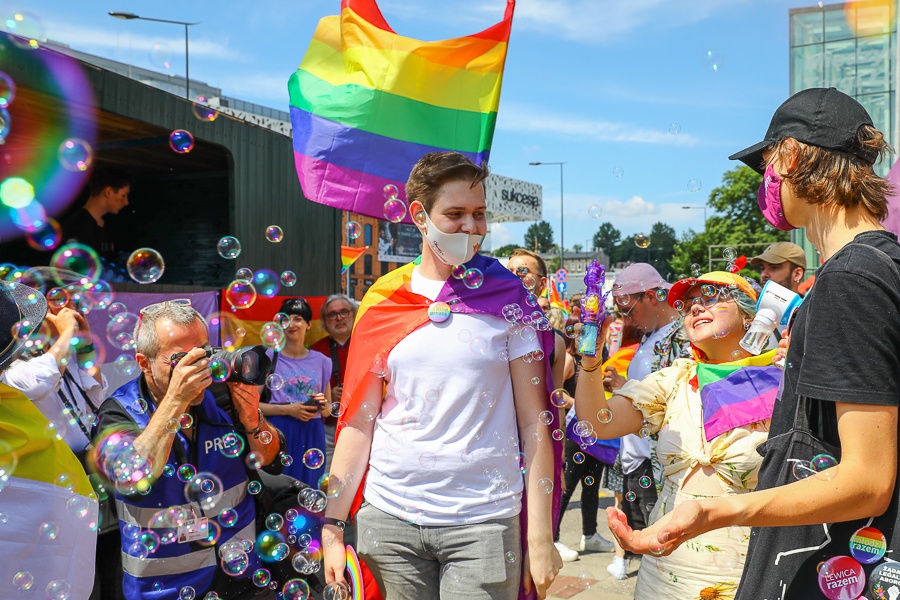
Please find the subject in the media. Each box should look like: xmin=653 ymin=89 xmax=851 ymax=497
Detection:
xmin=170 ymin=345 xmax=271 ymax=386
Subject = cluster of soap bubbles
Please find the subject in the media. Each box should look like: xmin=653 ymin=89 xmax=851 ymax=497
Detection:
xmin=382 ymin=184 xmax=407 ymax=223
xmin=793 ymin=453 xmax=838 ymax=481
xmin=450 ymin=264 xmax=484 ymax=289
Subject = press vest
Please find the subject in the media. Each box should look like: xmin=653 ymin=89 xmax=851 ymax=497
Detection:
xmin=109 ymin=378 xmax=260 ymax=600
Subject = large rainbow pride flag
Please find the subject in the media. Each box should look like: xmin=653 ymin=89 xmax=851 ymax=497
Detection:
xmin=697 ymin=350 xmax=781 ymax=442
xmin=289 ymin=0 xmax=515 ymax=220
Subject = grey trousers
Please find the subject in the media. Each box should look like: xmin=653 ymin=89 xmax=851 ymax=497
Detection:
xmin=356 ymin=503 xmax=522 ymax=600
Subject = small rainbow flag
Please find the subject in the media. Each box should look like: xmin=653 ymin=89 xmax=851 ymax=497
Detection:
xmin=697 ymin=350 xmax=781 ymax=442
xmin=341 ymin=245 xmax=368 ymax=274
xmin=345 ymin=545 xmax=365 ymax=599
xmin=289 ymin=0 xmax=515 ymax=220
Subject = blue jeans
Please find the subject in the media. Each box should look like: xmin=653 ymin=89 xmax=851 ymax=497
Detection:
xmin=356 ymin=502 xmax=521 ymax=599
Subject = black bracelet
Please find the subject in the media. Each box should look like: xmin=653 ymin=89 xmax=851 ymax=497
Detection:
xmin=245 ymin=408 xmax=265 ymax=437
xmin=323 ymin=517 xmax=347 ymax=531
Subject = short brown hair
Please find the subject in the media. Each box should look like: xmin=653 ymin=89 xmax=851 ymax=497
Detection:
xmin=508 ymin=248 xmax=548 ymax=278
xmin=406 ymin=151 xmax=489 ymax=214
xmin=770 ymin=125 xmax=894 ymax=221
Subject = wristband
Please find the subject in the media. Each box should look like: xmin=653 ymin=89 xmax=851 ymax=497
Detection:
xmin=76 ymin=344 xmax=95 ymax=356
xmin=245 ymin=408 xmax=265 ymax=437
xmin=581 ymin=361 xmax=603 ymax=373
xmin=323 ymin=517 xmax=347 ymax=531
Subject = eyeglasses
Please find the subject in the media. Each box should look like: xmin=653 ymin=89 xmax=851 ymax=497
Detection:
xmin=676 ymin=286 xmax=727 ymax=316
xmin=139 ymin=298 xmax=191 ymax=317
xmin=323 ymin=309 xmax=352 ymax=321
xmin=612 ymin=294 xmax=642 ymax=319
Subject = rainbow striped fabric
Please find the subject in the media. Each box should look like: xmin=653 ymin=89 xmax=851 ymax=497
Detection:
xmin=697 ymin=349 xmax=781 ymax=442
xmin=289 ymin=0 xmax=515 ymax=219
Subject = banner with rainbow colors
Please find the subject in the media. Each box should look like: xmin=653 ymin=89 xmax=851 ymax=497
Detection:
xmin=289 ymin=0 xmax=515 ymax=220
xmin=341 ymin=245 xmax=368 ymax=274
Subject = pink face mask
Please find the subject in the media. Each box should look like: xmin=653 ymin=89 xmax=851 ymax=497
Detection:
xmin=758 ymin=164 xmax=795 ymax=231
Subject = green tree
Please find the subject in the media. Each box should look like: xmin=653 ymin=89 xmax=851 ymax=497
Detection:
xmin=572 ymin=244 xmax=583 ymax=253
xmin=592 ymin=222 xmax=622 ymax=262
xmin=524 ymin=220 xmax=555 ymax=253
xmin=670 ymin=167 xmax=789 ymax=277
xmin=492 ymin=244 xmax=520 ymax=257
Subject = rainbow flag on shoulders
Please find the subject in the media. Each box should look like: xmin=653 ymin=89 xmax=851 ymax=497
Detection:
xmin=697 ymin=350 xmax=782 ymax=442
xmin=289 ymin=0 xmax=515 ymax=220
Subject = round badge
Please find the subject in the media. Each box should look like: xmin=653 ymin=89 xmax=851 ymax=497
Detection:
xmin=427 ymin=302 xmax=451 ymax=323
xmin=817 ymin=555 xmax=865 ymax=600
xmin=870 ymin=562 xmax=900 ymax=599
xmin=850 ymin=526 xmax=887 ymax=564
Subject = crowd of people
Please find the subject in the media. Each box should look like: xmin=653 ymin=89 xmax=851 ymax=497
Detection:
xmin=2 ymin=86 xmax=900 ymax=600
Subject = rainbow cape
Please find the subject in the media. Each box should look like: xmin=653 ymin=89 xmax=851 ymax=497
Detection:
xmin=697 ymin=350 xmax=781 ymax=442
xmin=0 ymin=384 xmax=98 ymax=597
xmin=289 ymin=0 xmax=515 ymax=220
xmin=338 ymin=253 xmax=561 ymax=599
xmin=341 ymin=245 xmax=368 ymax=274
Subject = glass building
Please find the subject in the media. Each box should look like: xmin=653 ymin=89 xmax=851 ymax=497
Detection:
xmin=789 ymin=1 xmax=896 ymax=271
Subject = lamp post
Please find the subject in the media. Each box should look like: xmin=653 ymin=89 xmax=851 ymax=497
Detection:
xmin=529 ymin=161 xmax=566 ymax=272
xmin=682 ymin=205 xmax=708 ymax=230
xmin=109 ymin=11 xmax=199 ymax=99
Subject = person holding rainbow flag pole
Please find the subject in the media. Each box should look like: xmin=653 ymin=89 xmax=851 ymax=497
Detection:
xmin=322 ymin=151 xmax=563 ymax=599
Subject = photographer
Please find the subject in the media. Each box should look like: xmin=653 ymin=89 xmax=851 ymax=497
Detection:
xmin=96 ymin=300 xmax=286 ymax=600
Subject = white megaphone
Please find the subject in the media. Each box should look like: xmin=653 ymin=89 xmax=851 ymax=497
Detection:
xmin=739 ymin=280 xmax=803 ymax=356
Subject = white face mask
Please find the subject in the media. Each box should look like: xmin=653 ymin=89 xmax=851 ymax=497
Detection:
xmin=421 ymin=211 xmax=483 ymax=266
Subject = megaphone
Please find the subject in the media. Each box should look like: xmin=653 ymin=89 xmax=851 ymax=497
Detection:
xmin=739 ymin=280 xmax=803 ymax=355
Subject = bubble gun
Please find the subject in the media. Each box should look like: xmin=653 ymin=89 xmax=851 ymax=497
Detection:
xmin=577 ymin=260 xmax=607 ymax=357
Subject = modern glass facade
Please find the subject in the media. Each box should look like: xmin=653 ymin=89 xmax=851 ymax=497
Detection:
xmin=789 ymin=1 xmax=897 ymax=271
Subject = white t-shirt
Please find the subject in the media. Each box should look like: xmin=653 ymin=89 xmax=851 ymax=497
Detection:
xmin=364 ymin=266 xmax=541 ymax=525
xmin=2 ymin=352 xmax=108 ymax=452
xmin=620 ymin=322 xmax=676 ymax=475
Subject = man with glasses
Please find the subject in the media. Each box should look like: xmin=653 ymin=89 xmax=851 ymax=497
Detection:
xmin=96 ymin=300 xmax=287 ymax=600
xmin=603 ymin=263 xmax=691 ymax=579
xmin=311 ymin=294 xmax=357 ymax=471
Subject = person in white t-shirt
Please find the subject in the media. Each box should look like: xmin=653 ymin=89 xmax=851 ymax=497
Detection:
xmin=323 ymin=152 xmax=562 ymax=600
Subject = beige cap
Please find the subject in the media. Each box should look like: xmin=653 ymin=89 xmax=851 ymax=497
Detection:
xmin=750 ymin=241 xmax=806 ymax=269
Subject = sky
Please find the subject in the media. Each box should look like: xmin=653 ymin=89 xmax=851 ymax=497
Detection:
xmin=16 ymin=0 xmax=841 ymax=250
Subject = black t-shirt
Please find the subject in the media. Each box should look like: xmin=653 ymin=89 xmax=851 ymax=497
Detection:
xmin=739 ymin=230 xmax=900 ymax=598
xmin=62 ymin=207 xmax=113 ymax=257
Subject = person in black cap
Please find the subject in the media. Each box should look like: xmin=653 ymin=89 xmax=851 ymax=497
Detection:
xmin=605 ymin=88 xmax=900 ymax=600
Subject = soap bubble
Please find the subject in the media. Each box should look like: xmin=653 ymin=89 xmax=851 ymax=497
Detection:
xmin=597 ymin=408 xmax=612 ymax=424
xmin=792 ymin=460 xmax=816 ymax=480
xmin=46 ymin=580 xmax=71 ymax=600
xmin=225 ymin=281 xmax=256 ymax=309
xmin=126 ymin=248 xmax=165 ymax=284
xmin=634 ymin=234 xmax=650 ymax=249
xmin=383 ymin=198 xmax=406 ymax=223
xmin=252 ymin=568 xmax=271 ymax=587
xmin=50 ymin=243 xmax=101 ymax=282
xmin=217 ymin=237 xmax=241 ymax=259
xmin=58 ymin=138 xmax=93 ymax=172
xmin=192 ymin=97 xmax=218 ymax=122
xmin=0 ymin=107 xmax=8 ymax=142
xmin=346 ymin=221 xmax=361 ymax=240
xmin=253 ymin=269 xmax=280 ymax=298
xmin=588 ymin=204 xmax=602 ymax=218
xmin=303 ymin=448 xmax=325 ymax=469
xmin=149 ymin=42 xmax=172 ymax=68
xmin=107 ymin=312 xmax=139 ymax=350
xmin=687 ymin=179 xmax=702 ymax=193
xmin=463 ymin=268 xmax=483 ymax=289
xmin=639 ymin=475 xmax=652 ymax=488
xmin=266 ymin=373 xmax=284 ymax=391
xmin=324 ymin=581 xmax=350 ymax=600
xmin=235 ymin=268 xmax=252 ymax=283
xmin=723 ymin=247 xmax=737 ymax=260
xmin=811 ymin=453 xmax=838 ymax=480
xmin=613 ymin=167 xmax=624 ymax=178
xmin=669 ymin=123 xmax=681 ymax=135
xmin=280 ymin=271 xmax=296 ymax=286
xmin=282 ymin=579 xmax=311 ymax=600
xmin=12 ymin=200 xmax=47 ymax=232
xmin=26 ymin=219 xmax=62 ymax=251
xmin=625 ymin=491 xmax=636 ymax=502
xmin=13 ymin=571 xmax=34 ymax=590
xmin=113 ymin=354 xmax=139 ymax=377
xmin=169 ymin=130 xmax=194 ymax=154
xmin=655 ymin=289 xmax=668 ymax=301
xmin=265 ymin=513 xmax=284 ymax=531
xmin=185 ymin=472 xmax=224 ymax=511
xmin=0 ymin=71 xmax=15 ymax=107
xmin=704 ymin=49 xmax=723 ymax=74
xmin=221 ymin=548 xmax=250 ymax=576
xmin=265 ymin=226 xmax=283 ymax=243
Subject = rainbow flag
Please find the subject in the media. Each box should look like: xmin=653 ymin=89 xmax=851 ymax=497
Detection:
xmin=697 ymin=350 xmax=781 ymax=442
xmin=216 ymin=294 xmax=330 ymax=350
xmin=341 ymin=245 xmax=368 ymax=274
xmin=289 ymin=0 xmax=515 ymax=219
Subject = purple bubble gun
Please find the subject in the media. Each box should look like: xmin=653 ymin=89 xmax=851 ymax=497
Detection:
xmin=577 ymin=261 xmax=607 ymax=357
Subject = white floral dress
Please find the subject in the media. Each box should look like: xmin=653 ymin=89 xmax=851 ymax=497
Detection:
xmin=616 ymin=358 xmax=770 ymax=600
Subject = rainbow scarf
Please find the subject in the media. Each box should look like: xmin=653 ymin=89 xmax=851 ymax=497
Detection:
xmin=338 ymin=253 xmax=561 ymax=599
xmin=697 ymin=350 xmax=781 ymax=442
xmin=288 ymin=0 xmax=515 ymax=220
xmin=341 ymin=245 xmax=368 ymax=274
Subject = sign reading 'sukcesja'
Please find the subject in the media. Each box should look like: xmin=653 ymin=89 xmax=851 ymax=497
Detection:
xmin=485 ymin=174 xmax=542 ymax=222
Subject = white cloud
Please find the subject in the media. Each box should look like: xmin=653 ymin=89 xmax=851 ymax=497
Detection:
xmin=490 ymin=222 xmax=514 ymax=246
xmin=43 ymin=20 xmax=243 ymax=62
xmin=510 ymin=0 xmax=747 ymax=44
xmin=498 ymin=104 xmax=700 ymax=146
xmin=602 ymin=195 xmax=659 ymax=219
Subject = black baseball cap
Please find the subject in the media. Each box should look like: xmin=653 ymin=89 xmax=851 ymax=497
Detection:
xmin=729 ymin=87 xmax=876 ymax=174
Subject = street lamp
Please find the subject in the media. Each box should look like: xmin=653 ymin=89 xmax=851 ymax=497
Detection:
xmin=109 ymin=11 xmax=200 ymax=99
xmin=682 ymin=205 xmax=708 ymax=230
xmin=529 ymin=161 xmax=566 ymax=272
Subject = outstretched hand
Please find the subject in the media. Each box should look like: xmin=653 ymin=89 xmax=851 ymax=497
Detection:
xmin=605 ymin=500 xmax=711 ymax=557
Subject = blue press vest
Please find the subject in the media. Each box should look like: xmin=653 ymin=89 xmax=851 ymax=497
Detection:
xmin=109 ymin=378 xmax=260 ymax=600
